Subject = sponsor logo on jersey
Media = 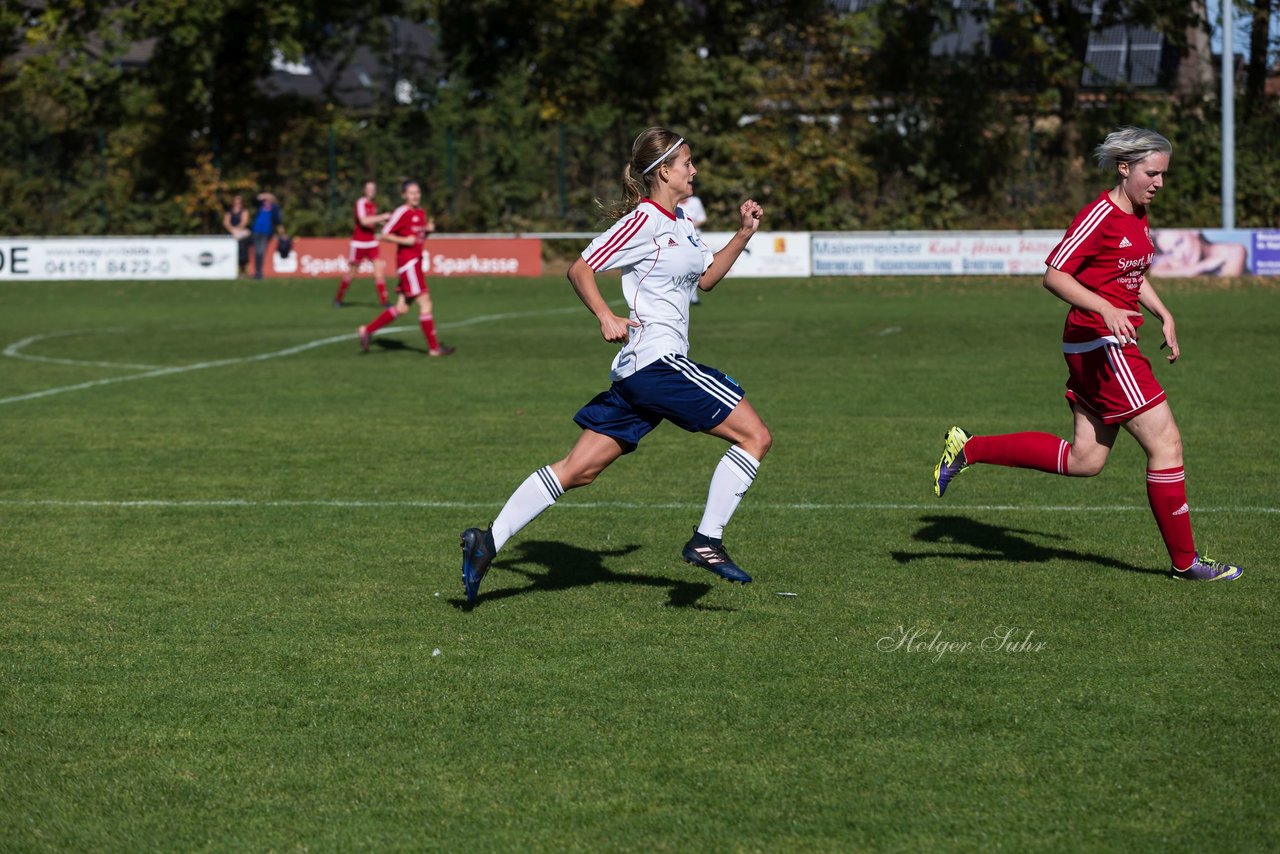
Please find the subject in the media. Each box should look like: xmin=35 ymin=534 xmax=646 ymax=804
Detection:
xmin=667 ymin=238 xmax=678 ymax=247
xmin=1117 ymin=252 xmax=1153 ymax=271
xmin=1119 ymin=236 xmax=1132 ymax=248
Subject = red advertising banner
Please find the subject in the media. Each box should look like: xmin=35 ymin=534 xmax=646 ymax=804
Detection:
xmin=264 ymin=237 xmax=542 ymax=278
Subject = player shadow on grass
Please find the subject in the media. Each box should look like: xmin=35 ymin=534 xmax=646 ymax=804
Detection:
xmin=455 ymin=540 xmax=732 ymax=611
xmin=890 ymin=515 xmax=1165 ymax=576
xmin=370 ymin=338 xmax=428 ymax=355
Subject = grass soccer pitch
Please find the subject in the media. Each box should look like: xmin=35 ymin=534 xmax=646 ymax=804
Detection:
xmin=2 ymin=274 xmax=1278 ymax=850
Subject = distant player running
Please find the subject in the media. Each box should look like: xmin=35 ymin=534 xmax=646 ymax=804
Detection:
xmin=933 ymin=126 xmax=1241 ymax=582
xmin=334 ymin=181 xmax=391 ymax=307
xmin=458 ymin=127 xmax=770 ymax=606
xmin=356 ymin=179 xmax=454 ymax=357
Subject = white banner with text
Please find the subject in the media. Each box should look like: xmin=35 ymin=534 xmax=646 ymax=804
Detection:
xmin=0 ymin=237 xmax=238 ymax=281
xmin=700 ymin=231 xmax=812 ymax=278
xmin=811 ymin=231 xmax=1062 ymax=277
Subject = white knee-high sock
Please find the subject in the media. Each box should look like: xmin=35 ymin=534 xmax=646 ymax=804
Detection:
xmin=491 ymin=466 xmax=564 ymax=551
xmin=697 ymin=446 xmax=760 ymax=540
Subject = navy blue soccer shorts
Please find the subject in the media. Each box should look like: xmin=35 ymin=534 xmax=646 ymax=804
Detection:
xmin=573 ymin=353 xmax=745 ymax=454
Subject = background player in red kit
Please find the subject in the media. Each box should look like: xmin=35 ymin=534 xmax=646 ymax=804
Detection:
xmin=932 ymin=126 xmax=1242 ymax=582
xmin=334 ymin=181 xmax=391 ymax=307
xmin=356 ymin=180 xmax=454 ymax=357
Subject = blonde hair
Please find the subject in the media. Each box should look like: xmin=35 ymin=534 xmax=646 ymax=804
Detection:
xmin=600 ymin=127 xmax=687 ymax=220
xmin=1094 ymin=126 xmax=1172 ymax=172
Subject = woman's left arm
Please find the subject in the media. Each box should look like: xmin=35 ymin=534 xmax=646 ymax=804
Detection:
xmin=1139 ymin=279 xmax=1179 ymax=363
xmin=698 ymin=200 xmax=763 ymax=291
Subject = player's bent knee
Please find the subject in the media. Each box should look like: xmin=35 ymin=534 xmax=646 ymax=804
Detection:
xmin=754 ymin=426 xmax=774 ymax=459
xmin=563 ymin=468 xmax=601 ymax=489
xmin=551 ymin=459 xmax=601 ymax=490
xmin=1071 ymin=456 xmax=1107 ymax=477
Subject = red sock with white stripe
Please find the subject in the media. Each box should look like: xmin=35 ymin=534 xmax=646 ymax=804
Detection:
xmin=419 ymin=314 xmax=439 ymax=350
xmin=376 ymin=279 xmax=388 ymax=304
xmin=335 ymin=276 xmax=352 ymax=302
xmin=963 ymin=433 xmax=1071 ymax=475
xmin=1146 ymin=466 xmax=1196 ymax=570
xmin=365 ymin=305 xmax=402 ymax=335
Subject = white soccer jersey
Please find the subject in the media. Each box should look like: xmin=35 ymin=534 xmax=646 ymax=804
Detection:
xmin=581 ymin=198 xmax=714 ymax=381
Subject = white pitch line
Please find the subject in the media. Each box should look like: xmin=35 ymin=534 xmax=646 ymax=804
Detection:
xmin=0 ymin=304 xmax=594 ymax=407
xmin=0 ymin=498 xmax=1274 ymax=514
xmin=3 ymin=329 xmax=165 ymax=371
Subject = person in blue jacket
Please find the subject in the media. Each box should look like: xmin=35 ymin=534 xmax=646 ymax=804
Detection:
xmin=250 ymin=192 xmax=285 ymax=279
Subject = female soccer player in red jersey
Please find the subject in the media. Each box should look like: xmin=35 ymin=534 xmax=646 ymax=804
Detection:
xmin=334 ymin=180 xmax=391 ymax=307
xmin=356 ymin=179 xmax=454 ymax=357
xmin=933 ymin=126 xmax=1242 ymax=581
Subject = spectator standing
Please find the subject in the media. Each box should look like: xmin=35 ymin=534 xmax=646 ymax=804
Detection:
xmin=222 ymin=194 xmax=251 ymax=277
xmin=250 ymin=192 xmax=284 ymax=280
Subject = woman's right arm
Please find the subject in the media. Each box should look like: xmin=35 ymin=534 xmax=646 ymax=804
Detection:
xmin=567 ymin=257 xmax=637 ymax=343
xmin=1042 ymin=266 xmax=1143 ymax=344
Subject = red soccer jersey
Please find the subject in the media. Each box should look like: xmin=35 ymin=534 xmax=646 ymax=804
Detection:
xmin=382 ymin=204 xmax=427 ymax=268
xmin=352 ymin=197 xmax=378 ymax=247
xmin=1045 ymin=191 xmax=1155 ymax=343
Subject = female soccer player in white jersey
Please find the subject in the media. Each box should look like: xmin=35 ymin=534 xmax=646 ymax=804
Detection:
xmin=933 ymin=126 xmax=1242 ymax=582
xmin=459 ymin=127 xmax=770 ymax=606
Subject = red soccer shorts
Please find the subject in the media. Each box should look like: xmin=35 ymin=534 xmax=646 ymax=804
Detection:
xmin=1063 ymin=338 xmax=1166 ymax=424
xmin=349 ymin=243 xmax=381 ymax=265
xmin=396 ymin=257 xmax=429 ymax=299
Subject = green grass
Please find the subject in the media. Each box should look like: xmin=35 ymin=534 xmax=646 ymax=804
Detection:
xmin=2 ymin=275 xmax=1278 ymax=851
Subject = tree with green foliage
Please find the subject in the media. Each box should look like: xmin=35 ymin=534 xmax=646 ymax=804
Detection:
xmin=1 ymin=0 xmax=1276 ymax=237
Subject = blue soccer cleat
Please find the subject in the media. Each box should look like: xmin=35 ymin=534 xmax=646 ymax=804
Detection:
xmin=1173 ymin=554 xmax=1243 ymax=582
xmin=682 ymin=529 xmax=752 ymax=584
xmin=460 ymin=527 xmax=497 ymax=606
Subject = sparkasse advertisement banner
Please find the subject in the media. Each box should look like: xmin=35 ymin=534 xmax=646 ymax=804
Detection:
xmin=264 ymin=237 xmax=542 ymax=278
xmin=0 ymin=237 xmax=238 ymax=280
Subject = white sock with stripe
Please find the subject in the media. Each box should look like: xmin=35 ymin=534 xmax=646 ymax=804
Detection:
xmin=491 ymin=466 xmax=564 ymax=552
xmin=697 ymin=446 xmax=760 ymax=540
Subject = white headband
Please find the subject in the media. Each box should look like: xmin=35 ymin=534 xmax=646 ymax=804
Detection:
xmin=642 ymin=137 xmax=684 ymax=175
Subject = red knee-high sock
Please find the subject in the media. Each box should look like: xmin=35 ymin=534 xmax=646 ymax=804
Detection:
xmin=1147 ymin=467 xmax=1196 ymax=569
xmin=419 ymin=314 xmax=439 ymax=350
xmin=365 ymin=305 xmax=402 ymax=334
xmin=964 ymin=433 xmax=1071 ymax=475
xmin=375 ymin=279 xmax=388 ymax=304
xmin=335 ymin=276 xmax=352 ymax=302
